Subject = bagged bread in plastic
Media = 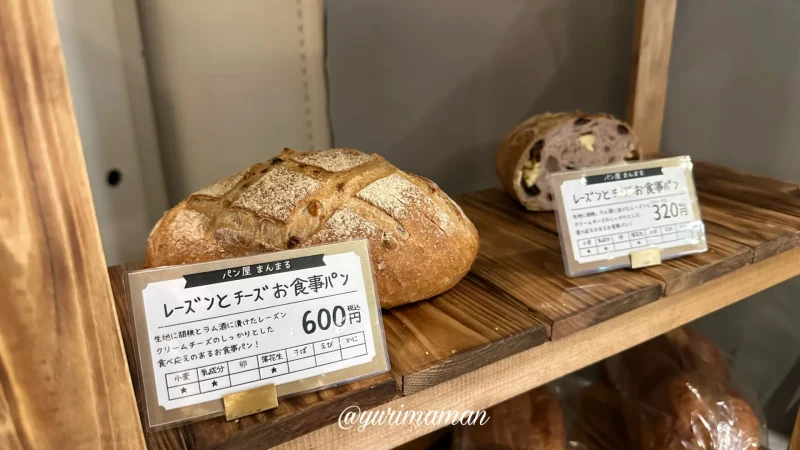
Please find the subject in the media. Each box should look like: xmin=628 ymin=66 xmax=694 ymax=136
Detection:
xmin=604 ymin=327 xmax=764 ymax=450
xmin=560 ymin=379 xmax=631 ymax=450
xmin=452 ymin=386 xmax=566 ymax=450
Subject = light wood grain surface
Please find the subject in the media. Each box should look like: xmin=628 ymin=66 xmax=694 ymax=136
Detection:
xmin=274 ymin=247 xmax=800 ymax=450
xmin=627 ymin=0 xmax=677 ymax=157
xmin=0 ymin=0 xmax=145 ymax=448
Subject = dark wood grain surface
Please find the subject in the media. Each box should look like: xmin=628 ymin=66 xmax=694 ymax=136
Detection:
xmin=699 ymin=191 xmax=800 ymax=262
xmin=385 ymin=274 xmax=548 ymax=394
xmin=108 ymin=163 xmax=799 ymax=449
xmin=462 ymin=191 xmax=663 ymax=337
xmin=694 ymin=162 xmax=800 ymax=218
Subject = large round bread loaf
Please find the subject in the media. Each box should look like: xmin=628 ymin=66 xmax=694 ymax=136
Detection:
xmin=146 ymin=148 xmax=479 ymax=308
xmin=455 ymin=387 xmax=565 ymax=450
xmin=495 ymin=111 xmax=642 ymax=211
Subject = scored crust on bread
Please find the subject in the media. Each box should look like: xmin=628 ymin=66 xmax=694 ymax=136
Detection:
xmin=146 ymin=148 xmax=479 ymax=308
xmin=496 ymin=111 xmax=642 ymax=211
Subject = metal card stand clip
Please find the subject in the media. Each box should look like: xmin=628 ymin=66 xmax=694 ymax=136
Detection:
xmin=630 ymin=248 xmax=662 ymax=269
xmin=223 ymin=384 xmax=279 ymax=421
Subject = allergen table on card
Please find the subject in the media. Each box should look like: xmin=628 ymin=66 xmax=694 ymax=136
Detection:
xmin=164 ymin=331 xmax=368 ymax=402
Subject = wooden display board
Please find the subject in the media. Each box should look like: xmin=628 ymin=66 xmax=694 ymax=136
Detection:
xmin=628 ymin=0 xmax=677 ymax=158
xmin=0 ymin=0 xmax=145 ymax=448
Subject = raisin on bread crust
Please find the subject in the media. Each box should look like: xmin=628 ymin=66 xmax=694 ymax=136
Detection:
xmin=146 ymin=148 xmax=479 ymax=309
xmin=496 ymin=111 xmax=642 ymax=211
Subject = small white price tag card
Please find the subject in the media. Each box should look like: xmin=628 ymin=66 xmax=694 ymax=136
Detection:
xmin=550 ymin=156 xmax=707 ymax=277
xmin=126 ymin=239 xmax=389 ymax=430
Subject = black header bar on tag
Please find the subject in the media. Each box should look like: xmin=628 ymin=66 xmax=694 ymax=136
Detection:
xmin=183 ymin=254 xmax=326 ymax=288
xmin=584 ymin=167 xmax=663 ymax=185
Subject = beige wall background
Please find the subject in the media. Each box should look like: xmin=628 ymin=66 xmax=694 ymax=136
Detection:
xmin=326 ymin=0 xmax=800 ymax=429
xmin=137 ymin=0 xmax=331 ymax=204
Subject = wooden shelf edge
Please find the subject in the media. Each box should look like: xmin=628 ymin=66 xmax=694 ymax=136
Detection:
xmin=273 ymin=247 xmax=800 ymax=450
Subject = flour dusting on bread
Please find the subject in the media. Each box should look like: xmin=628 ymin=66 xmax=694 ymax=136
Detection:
xmin=170 ymin=208 xmax=209 ymax=242
xmin=306 ymin=208 xmax=380 ymax=243
xmin=290 ymin=148 xmax=374 ymax=173
xmin=192 ymin=172 xmax=245 ymax=198
xmin=232 ymin=167 xmax=321 ymax=222
xmin=357 ymin=173 xmax=453 ymax=233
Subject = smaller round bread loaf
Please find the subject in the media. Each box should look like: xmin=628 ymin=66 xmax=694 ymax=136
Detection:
xmin=495 ymin=111 xmax=641 ymax=211
xmin=639 ymin=373 xmax=761 ymax=450
xmin=146 ymin=148 xmax=479 ymax=308
xmin=603 ymin=327 xmax=728 ymax=399
xmin=664 ymin=327 xmax=728 ymax=381
xmin=455 ymin=386 xmax=565 ymax=450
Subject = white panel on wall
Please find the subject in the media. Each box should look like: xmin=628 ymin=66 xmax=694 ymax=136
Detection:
xmin=55 ymin=0 xmax=168 ymax=266
xmin=138 ymin=0 xmax=331 ymax=204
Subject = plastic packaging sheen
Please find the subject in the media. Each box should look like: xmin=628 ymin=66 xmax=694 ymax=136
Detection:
xmin=452 ymin=327 xmax=765 ymax=450
xmin=602 ymin=327 xmax=765 ymax=450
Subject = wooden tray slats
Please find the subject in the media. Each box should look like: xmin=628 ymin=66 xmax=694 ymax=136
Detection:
xmin=385 ymin=274 xmax=547 ymax=394
xmin=460 ymin=197 xmax=663 ymax=339
xmin=693 ymin=162 xmax=800 ymax=218
xmin=106 ymin=163 xmax=799 ymax=449
xmin=464 ymin=188 xmax=756 ymax=296
xmin=698 ymin=191 xmax=800 ymax=262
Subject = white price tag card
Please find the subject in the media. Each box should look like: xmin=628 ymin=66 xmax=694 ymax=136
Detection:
xmin=550 ymin=156 xmax=707 ymax=277
xmin=125 ymin=239 xmax=389 ymax=430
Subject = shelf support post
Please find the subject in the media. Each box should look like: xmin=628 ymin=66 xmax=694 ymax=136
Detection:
xmin=0 ymin=0 xmax=146 ymax=447
xmin=627 ymin=0 xmax=678 ymax=158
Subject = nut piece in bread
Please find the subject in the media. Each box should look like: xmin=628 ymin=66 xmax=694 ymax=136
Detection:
xmin=495 ymin=111 xmax=642 ymax=211
xmin=146 ymin=148 xmax=479 ymax=308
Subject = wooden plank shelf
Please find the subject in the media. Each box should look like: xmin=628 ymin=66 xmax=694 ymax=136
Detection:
xmin=107 ymin=162 xmax=799 ymax=450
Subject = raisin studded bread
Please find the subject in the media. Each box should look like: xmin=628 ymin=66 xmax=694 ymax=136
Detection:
xmin=496 ymin=111 xmax=642 ymax=211
xmin=146 ymin=148 xmax=479 ymax=308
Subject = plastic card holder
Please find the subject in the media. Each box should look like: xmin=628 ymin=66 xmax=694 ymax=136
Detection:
xmin=550 ymin=156 xmax=707 ymax=277
xmin=125 ymin=239 xmax=390 ymax=430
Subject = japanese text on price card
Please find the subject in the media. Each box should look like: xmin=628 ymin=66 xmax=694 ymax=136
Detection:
xmin=142 ymin=251 xmax=377 ymax=410
xmin=560 ymin=165 xmax=704 ymax=264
